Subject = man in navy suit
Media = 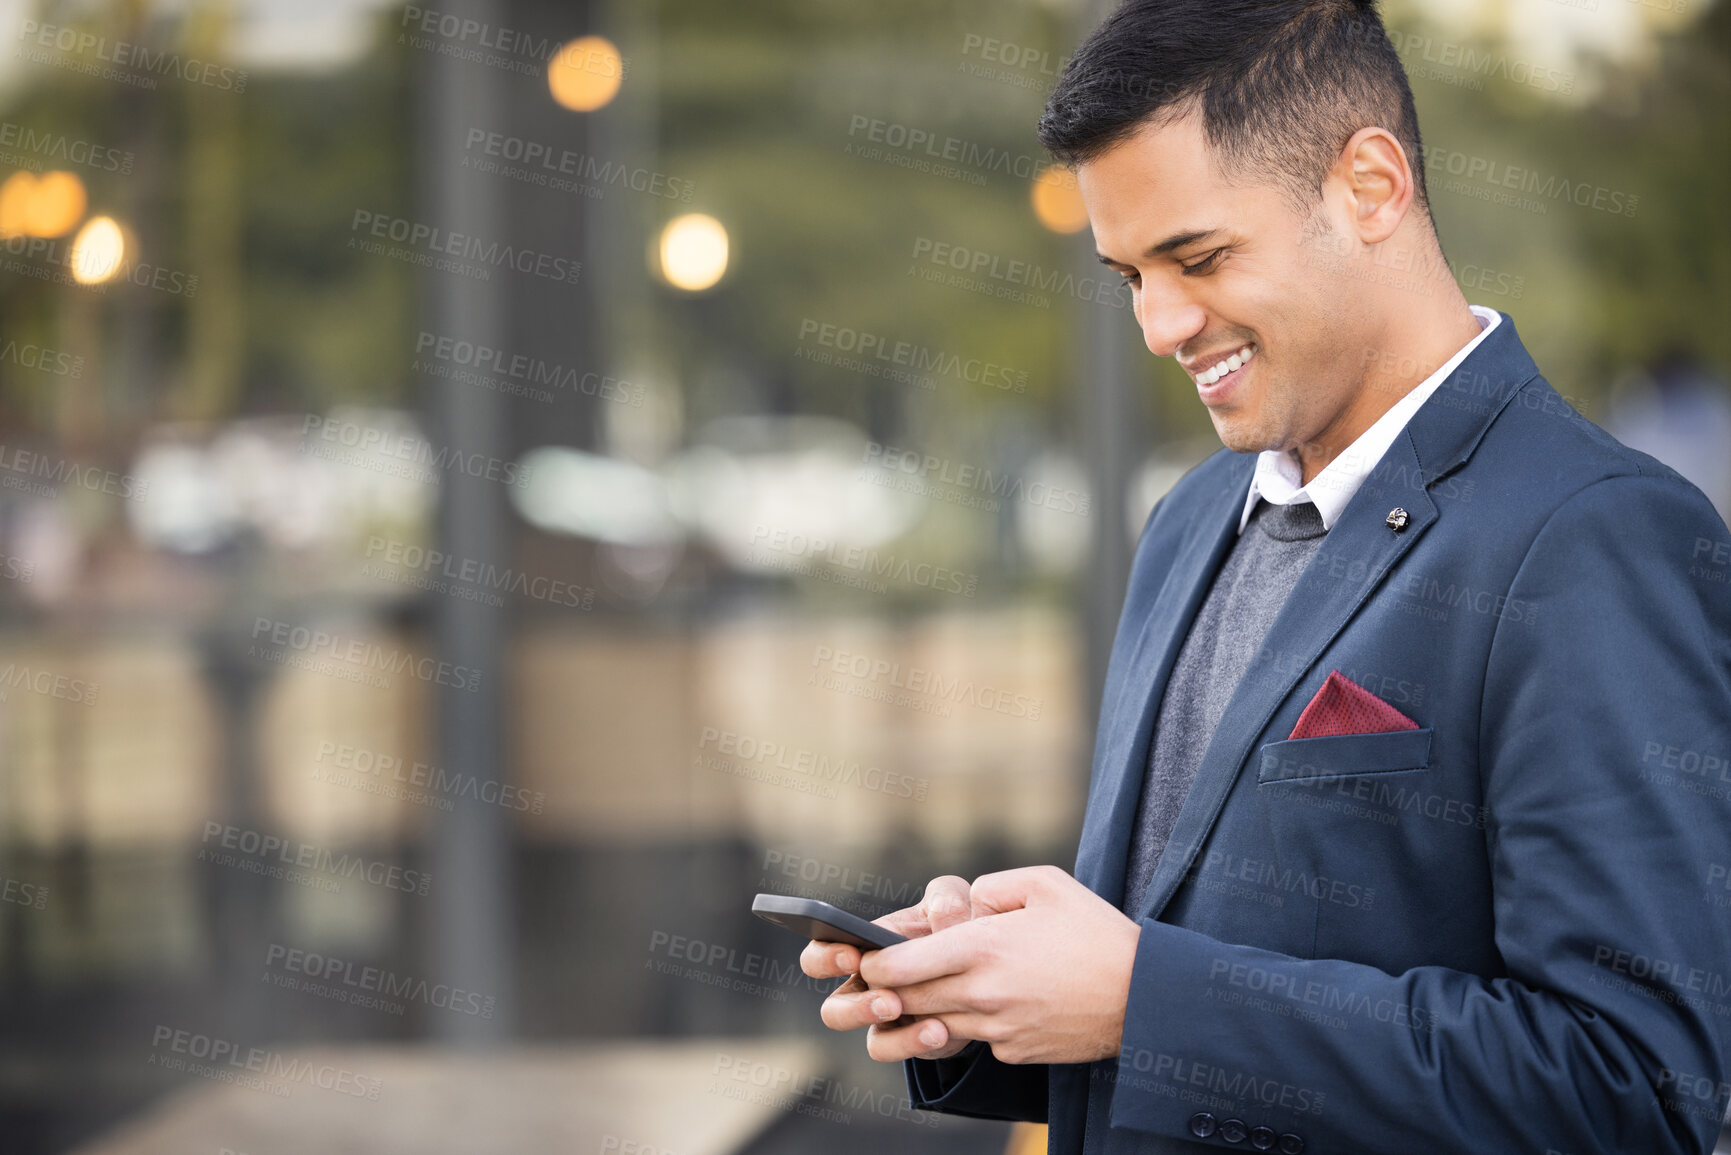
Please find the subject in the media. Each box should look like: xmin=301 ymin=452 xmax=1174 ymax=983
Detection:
xmin=802 ymin=1 xmax=1731 ymax=1151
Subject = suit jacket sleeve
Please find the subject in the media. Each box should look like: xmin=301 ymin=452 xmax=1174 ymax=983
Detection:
xmin=904 ymin=1042 xmax=1049 ymax=1122
xmin=1108 ymin=472 xmax=1731 ymax=1154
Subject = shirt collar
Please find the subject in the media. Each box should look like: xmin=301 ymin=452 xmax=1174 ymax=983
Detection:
xmin=1238 ymin=305 xmax=1502 ymax=534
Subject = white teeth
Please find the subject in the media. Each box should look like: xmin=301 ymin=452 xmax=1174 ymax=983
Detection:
xmin=1194 ymin=342 xmax=1256 ymax=388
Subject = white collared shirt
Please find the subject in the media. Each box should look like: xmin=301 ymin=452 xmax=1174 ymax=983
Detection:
xmin=1237 ymin=306 xmax=1502 ymax=534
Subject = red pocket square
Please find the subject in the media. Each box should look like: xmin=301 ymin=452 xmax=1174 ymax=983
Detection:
xmin=1289 ymin=669 xmax=1419 ymax=740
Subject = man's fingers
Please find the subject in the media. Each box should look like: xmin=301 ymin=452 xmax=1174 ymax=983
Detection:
xmin=819 ymin=978 xmax=903 ymax=1032
xmin=921 ymin=875 xmax=974 ymax=934
xmin=877 ymin=905 xmax=935 ymax=938
xmin=800 ymin=939 xmax=861 ymax=979
xmin=864 ymin=1015 xmax=967 ymax=1062
xmin=889 ymin=973 xmax=976 ymax=1019
xmin=859 ymin=917 xmax=988 ymax=989
xmin=873 ymin=874 xmax=972 ymax=941
xmin=903 ymin=1012 xmax=1010 ymax=1054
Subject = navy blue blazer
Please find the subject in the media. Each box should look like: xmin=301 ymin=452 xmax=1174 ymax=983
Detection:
xmin=907 ymin=314 xmax=1731 ymax=1154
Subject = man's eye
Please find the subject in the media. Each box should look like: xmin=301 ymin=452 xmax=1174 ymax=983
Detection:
xmin=1181 ymin=249 xmax=1226 ymax=276
xmin=1118 ymin=270 xmax=1142 ymax=286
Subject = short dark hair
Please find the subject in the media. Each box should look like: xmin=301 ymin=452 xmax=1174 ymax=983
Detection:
xmin=1038 ymin=0 xmax=1429 ymax=216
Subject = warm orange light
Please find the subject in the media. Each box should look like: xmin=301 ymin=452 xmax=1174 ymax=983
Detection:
xmin=27 ymin=170 xmax=86 ymax=237
xmin=1031 ymin=165 xmax=1090 ymax=234
xmin=0 ymin=172 xmax=37 ymax=237
xmin=548 ymin=36 xmax=623 ymax=112
xmin=0 ymin=169 xmax=90 ymax=238
xmin=70 ymin=216 xmax=125 ymax=284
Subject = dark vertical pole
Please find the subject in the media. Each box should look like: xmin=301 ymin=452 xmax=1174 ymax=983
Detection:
xmin=418 ymin=0 xmax=515 ymax=1043
xmin=1075 ymin=0 xmax=1142 ymax=739
xmin=506 ymin=0 xmax=601 ymax=459
xmin=1078 ymin=249 xmax=1138 ymax=739
xmin=200 ymin=580 xmax=274 ymax=1042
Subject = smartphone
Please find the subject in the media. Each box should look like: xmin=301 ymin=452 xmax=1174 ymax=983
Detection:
xmin=751 ymin=893 xmax=907 ymax=951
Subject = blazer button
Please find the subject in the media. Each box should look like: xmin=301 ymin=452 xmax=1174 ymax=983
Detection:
xmin=1249 ymin=1126 xmax=1277 ymax=1149
xmin=1220 ymin=1118 xmax=1249 ymax=1143
xmin=1278 ymin=1134 xmax=1306 ymax=1154
xmin=1187 ymin=1112 xmax=1218 ymax=1138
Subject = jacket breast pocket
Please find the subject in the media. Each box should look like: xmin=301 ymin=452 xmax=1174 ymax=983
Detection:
xmin=1256 ymin=727 xmax=1434 ymax=785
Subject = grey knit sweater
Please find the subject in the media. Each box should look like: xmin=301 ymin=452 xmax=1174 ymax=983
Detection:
xmin=1122 ymin=497 xmax=1329 ymax=915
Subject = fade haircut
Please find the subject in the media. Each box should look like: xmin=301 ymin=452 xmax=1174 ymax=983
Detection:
xmin=1038 ymin=0 xmax=1429 ymax=217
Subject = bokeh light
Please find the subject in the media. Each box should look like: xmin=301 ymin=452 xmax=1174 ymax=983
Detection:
xmin=548 ymin=35 xmax=624 ymax=111
xmin=70 ymin=215 xmax=125 ymax=284
xmin=0 ymin=171 xmax=34 ymax=236
xmin=28 ymin=170 xmax=87 ymax=236
xmin=657 ymin=213 xmax=729 ymax=291
xmin=0 ymin=170 xmax=89 ymax=238
xmin=1031 ymin=164 xmax=1090 ymax=234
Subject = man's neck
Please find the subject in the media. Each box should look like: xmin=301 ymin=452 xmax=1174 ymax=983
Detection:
xmin=1294 ymin=300 xmax=1486 ymax=486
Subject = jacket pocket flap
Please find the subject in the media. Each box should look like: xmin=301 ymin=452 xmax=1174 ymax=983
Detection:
xmin=1257 ymin=727 xmax=1434 ymax=784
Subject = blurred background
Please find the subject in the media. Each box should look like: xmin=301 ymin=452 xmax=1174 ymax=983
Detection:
xmin=0 ymin=0 xmax=1726 ymax=1152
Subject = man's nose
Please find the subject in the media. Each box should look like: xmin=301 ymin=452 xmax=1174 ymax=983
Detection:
xmin=1136 ymin=281 xmax=1208 ymax=360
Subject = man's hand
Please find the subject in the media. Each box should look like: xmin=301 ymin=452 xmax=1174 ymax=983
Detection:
xmin=800 ymin=875 xmax=976 ymax=1062
xmin=859 ymin=865 xmax=1141 ymax=1066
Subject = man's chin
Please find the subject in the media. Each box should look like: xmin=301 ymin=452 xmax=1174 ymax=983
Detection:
xmin=1208 ymin=414 xmax=1277 ymax=456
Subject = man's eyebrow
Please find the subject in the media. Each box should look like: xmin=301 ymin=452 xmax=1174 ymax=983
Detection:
xmin=1096 ymin=228 xmax=1226 ymax=265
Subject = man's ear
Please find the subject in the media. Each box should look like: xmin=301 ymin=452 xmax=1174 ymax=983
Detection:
xmin=1336 ymin=125 xmax=1414 ymax=245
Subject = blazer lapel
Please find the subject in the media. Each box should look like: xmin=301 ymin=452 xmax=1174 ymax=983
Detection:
xmin=1074 ymin=457 xmax=1252 ymax=907
xmin=1132 ymin=434 xmax=1438 ymax=921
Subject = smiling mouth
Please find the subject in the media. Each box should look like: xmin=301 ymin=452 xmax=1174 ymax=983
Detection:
xmin=1191 ymin=342 xmax=1257 ymax=387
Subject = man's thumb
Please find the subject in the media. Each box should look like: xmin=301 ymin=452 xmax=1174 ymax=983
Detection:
xmin=969 ymin=864 xmax=1065 ymax=918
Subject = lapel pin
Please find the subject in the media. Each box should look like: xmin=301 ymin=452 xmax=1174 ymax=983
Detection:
xmin=1385 ymin=507 xmax=1410 ymax=532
